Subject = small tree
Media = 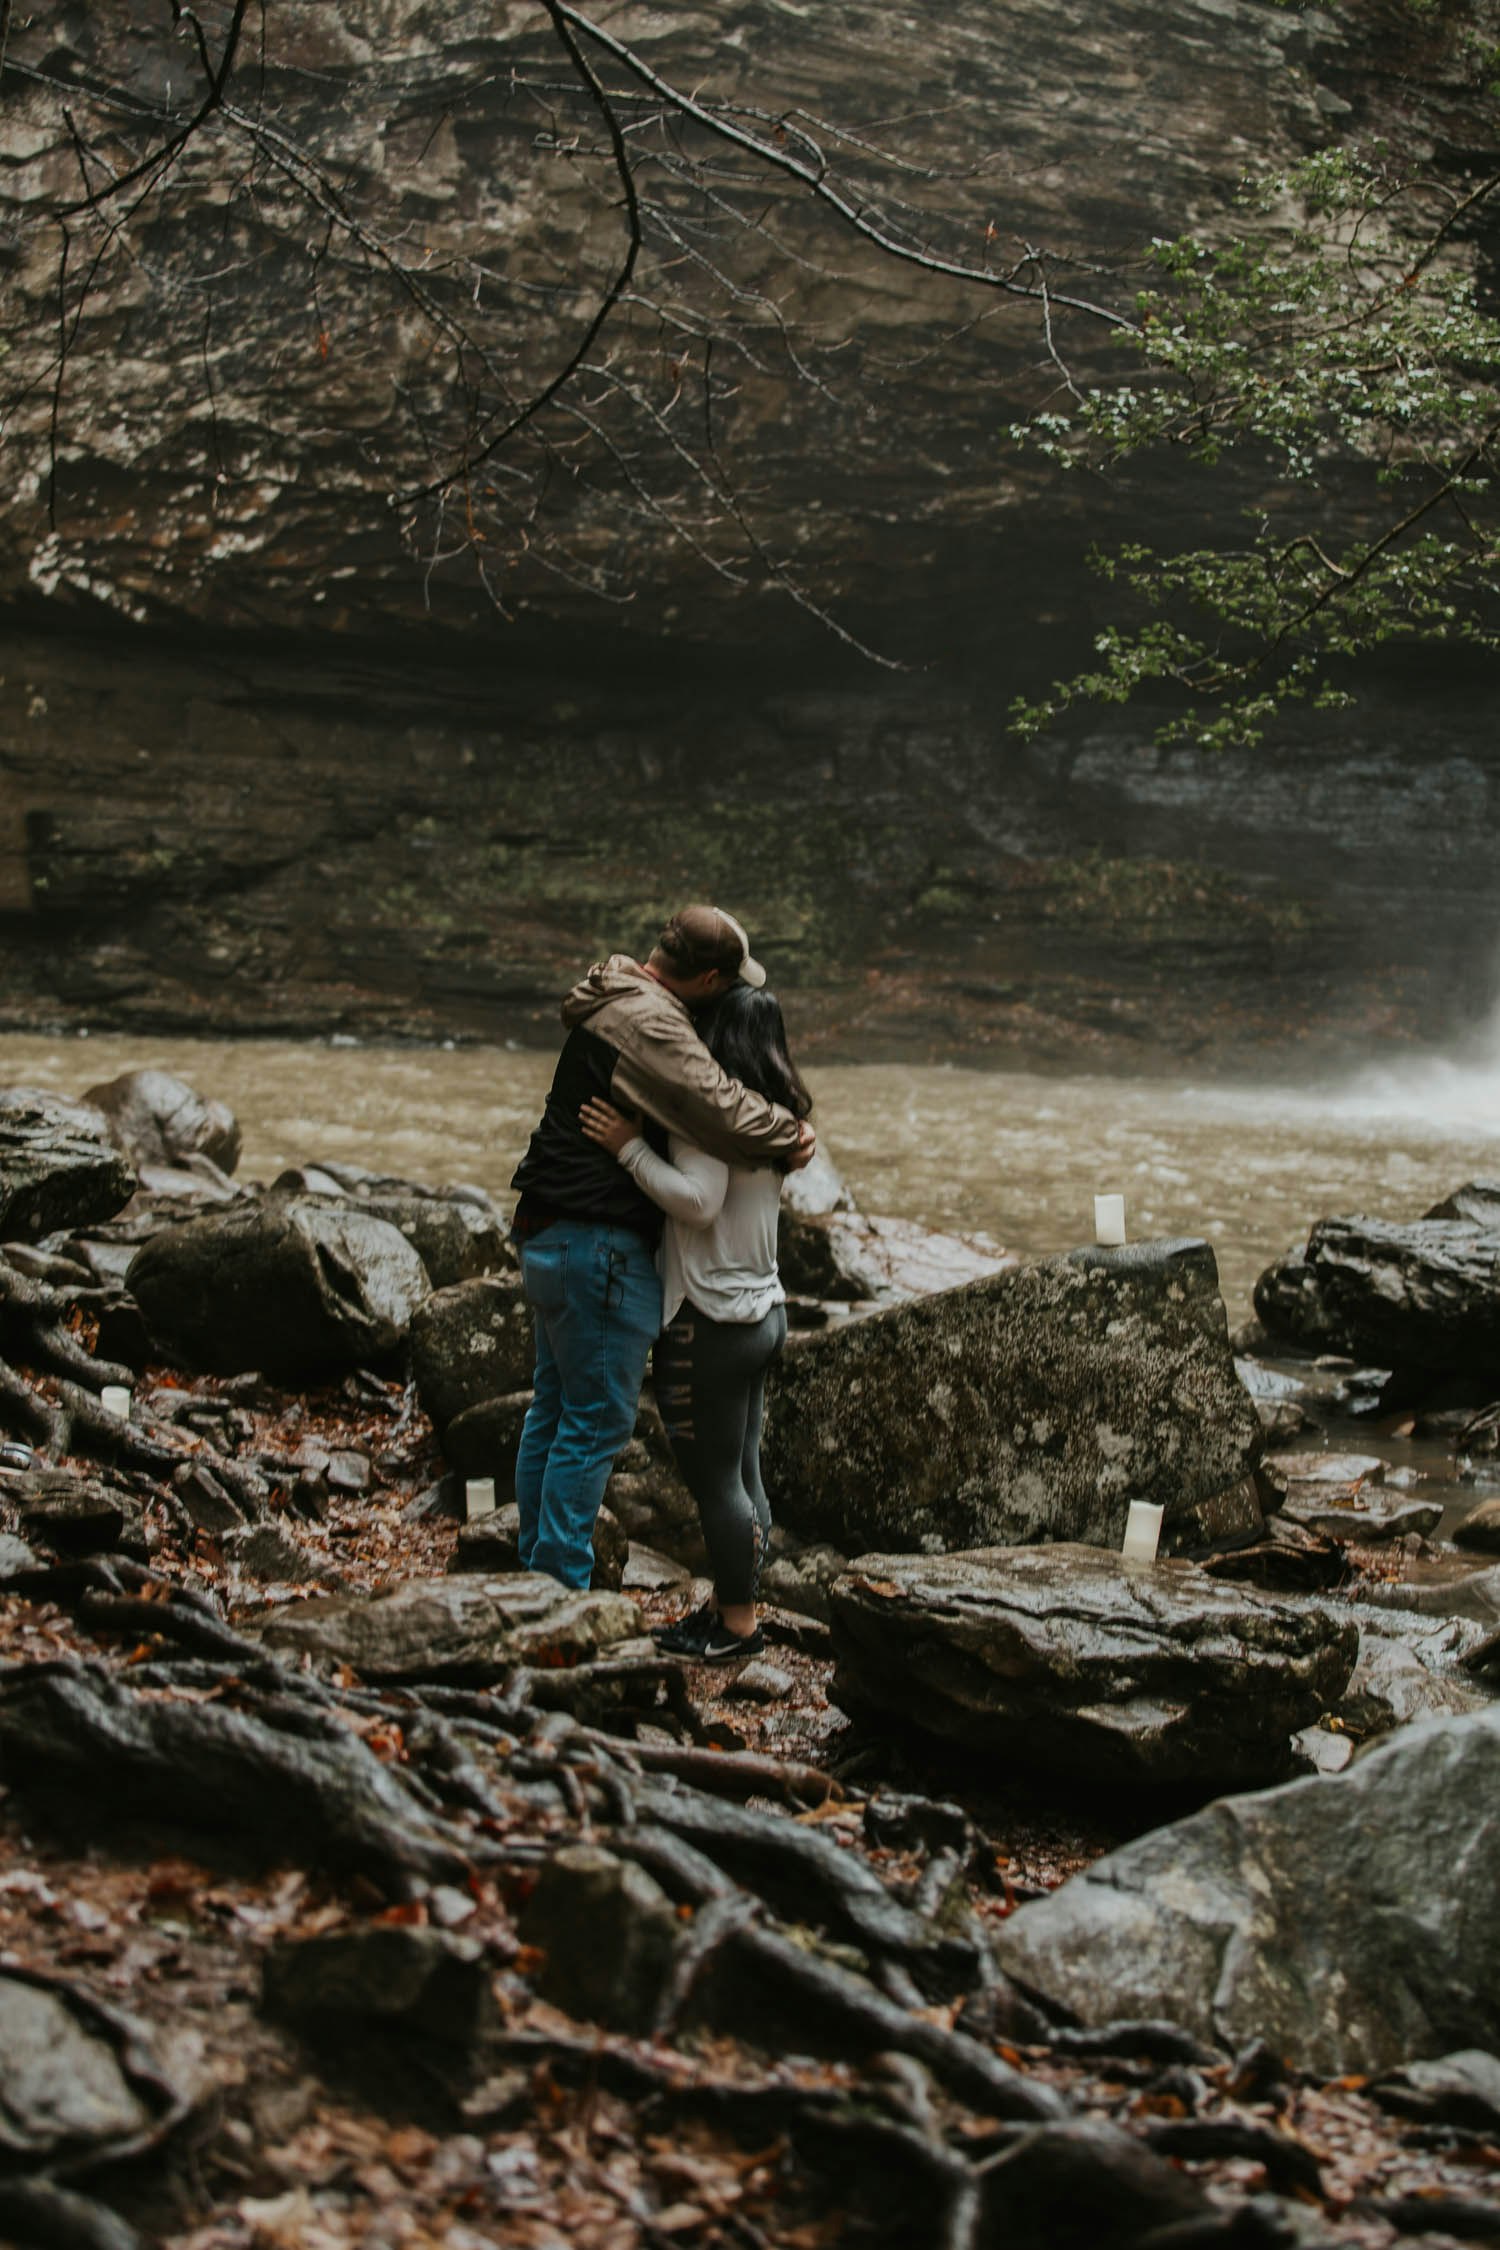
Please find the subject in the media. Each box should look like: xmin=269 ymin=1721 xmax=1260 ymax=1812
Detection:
xmin=1009 ymin=71 xmax=1500 ymax=748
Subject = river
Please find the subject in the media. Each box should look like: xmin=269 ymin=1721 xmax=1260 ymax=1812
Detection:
xmin=4 ymin=1028 xmax=1498 ymax=1326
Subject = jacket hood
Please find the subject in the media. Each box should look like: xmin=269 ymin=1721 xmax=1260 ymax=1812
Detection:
xmin=561 ymin=953 xmax=668 ymax=1028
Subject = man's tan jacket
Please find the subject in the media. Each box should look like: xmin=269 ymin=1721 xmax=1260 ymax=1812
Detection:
xmin=561 ymin=955 xmax=799 ymax=1161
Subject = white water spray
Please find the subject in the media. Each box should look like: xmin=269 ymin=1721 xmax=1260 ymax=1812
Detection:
xmin=1321 ymin=990 xmax=1500 ymax=1141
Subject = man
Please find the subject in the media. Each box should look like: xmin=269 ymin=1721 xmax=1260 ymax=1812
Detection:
xmin=509 ymin=905 xmax=815 ymax=1588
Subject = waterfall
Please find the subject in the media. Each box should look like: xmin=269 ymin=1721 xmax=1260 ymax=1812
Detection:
xmin=1321 ymin=993 xmax=1500 ymax=1138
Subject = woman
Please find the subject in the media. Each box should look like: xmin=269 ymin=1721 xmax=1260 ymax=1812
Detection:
xmin=579 ymin=984 xmax=812 ymax=1661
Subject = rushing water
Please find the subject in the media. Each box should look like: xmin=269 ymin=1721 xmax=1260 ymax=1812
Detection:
xmin=4 ymin=1029 xmax=1498 ymax=1326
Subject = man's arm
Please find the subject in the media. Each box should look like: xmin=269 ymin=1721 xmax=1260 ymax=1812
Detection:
xmin=610 ymin=1008 xmax=808 ymax=1166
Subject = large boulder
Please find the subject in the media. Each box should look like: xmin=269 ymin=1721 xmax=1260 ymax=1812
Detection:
xmin=778 ymin=1205 xmax=1014 ymax=1304
xmin=83 ymin=1067 xmax=241 ymax=1177
xmin=0 ymin=1088 xmax=135 ymax=1240
xmin=828 ymin=1546 xmax=1355 ymax=1787
xmin=273 ymin=1162 xmax=509 ymax=1287
xmin=410 ymin=1275 xmax=536 ymax=1430
xmin=258 ymin=1573 xmax=639 ymax=1682
xmin=127 ymin=1196 xmax=429 ymax=1374
xmin=763 ymin=1238 xmax=1263 ymax=1555
xmin=1253 ymin=1184 xmax=1500 ymax=1391
xmin=993 ymin=1707 xmax=1500 ymax=2076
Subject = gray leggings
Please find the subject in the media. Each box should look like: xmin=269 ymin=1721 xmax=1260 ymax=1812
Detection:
xmin=653 ymin=1301 xmax=787 ymax=1608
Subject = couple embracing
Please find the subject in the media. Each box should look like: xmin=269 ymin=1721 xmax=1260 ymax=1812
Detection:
xmin=508 ymin=905 xmax=815 ymax=1661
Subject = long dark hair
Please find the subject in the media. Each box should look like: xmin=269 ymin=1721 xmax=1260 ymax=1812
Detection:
xmin=701 ymin=986 xmax=813 ymax=1122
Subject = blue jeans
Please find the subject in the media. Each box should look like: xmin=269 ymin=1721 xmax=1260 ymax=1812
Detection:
xmin=513 ymin=1221 xmax=661 ymax=1589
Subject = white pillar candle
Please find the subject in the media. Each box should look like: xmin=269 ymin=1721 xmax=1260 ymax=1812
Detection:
xmin=1093 ymin=1193 xmax=1126 ymax=1246
xmin=1121 ymin=1500 xmax=1164 ymax=1564
xmin=100 ymin=1385 xmax=132 ymax=1421
xmin=465 ymin=1477 xmax=497 ymax=1521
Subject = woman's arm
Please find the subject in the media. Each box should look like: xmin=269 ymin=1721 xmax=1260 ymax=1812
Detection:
xmin=579 ymin=1098 xmax=729 ymax=1226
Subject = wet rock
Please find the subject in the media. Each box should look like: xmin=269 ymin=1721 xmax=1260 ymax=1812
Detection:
xmin=448 ymin=1500 xmax=626 ymax=1591
xmin=325 ymin=1449 xmax=370 ymax=1494
xmin=1259 ymin=1450 xmax=1442 ymax=1541
xmin=781 ymin=1145 xmax=857 ymax=1219
xmin=0 ymin=1531 xmax=39 ymax=1580
xmin=131 ymin=1158 xmax=240 ymax=1202
xmin=442 ymin=1391 xmax=532 ymax=1480
xmin=1197 ymin=1516 xmax=1347 ymax=1594
xmin=621 ymin=1543 xmax=693 ymax=1591
xmin=221 ymin=1521 xmax=322 ymax=1584
xmin=13 ymin=1470 xmax=140 ymax=1557
xmin=1253 ymin=1189 xmax=1500 ymax=1392
xmin=1331 ymin=1608 xmax=1492 ymax=1739
xmin=1251 ymin=1243 xmax=1349 ymax=1354
xmin=173 ymin=1461 xmax=250 ymax=1535
xmin=258 ymin=1573 xmax=639 ymax=1681
xmin=828 ymin=1545 xmax=1354 ymax=1787
xmin=1372 ymin=2049 xmax=1500 ymax=2132
xmin=763 ymin=1239 xmax=1263 ymax=1557
xmin=0 ymin=1088 xmax=136 ymax=1240
xmin=1361 ymin=1564 xmax=1500 ymax=1631
xmin=1427 ymin=1181 xmax=1500 ymax=1226
xmin=995 ymin=1706 xmax=1500 ymax=2074
xmin=84 ymin=1067 xmax=241 ymax=1176
xmin=1458 ymin=1401 xmax=1500 ymax=1477
xmin=0 ymin=1985 xmax=148 ymax=2152
xmin=403 ymin=1475 xmax=464 ymax=1523
xmin=519 ymin=1844 xmax=682 ymax=2035
xmin=1291 ymin=1724 xmax=1353 ymax=1776
xmin=1282 ymin=1490 xmax=1443 ymax=1543
xmin=0 ymin=1970 xmax=172 ymax=2163
xmin=273 ymin=1163 xmax=508 ymax=1287
xmin=263 ymin=1925 xmax=492 ymax=2052
xmin=410 ymin=1275 xmax=535 ymax=1430
xmin=978 ymin=2118 xmax=1211 ymax=2250
xmin=724 ymin=1660 xmax=795 ymax=1703
xmin=1455 ymin=1497 xmax=1500 ymax=1553
xmin=759 ymin=1538 xmax=851 ymax=1625
xmin=1255 ymin=1397 xmax=1310 ymax=1444
xmin=601 ymin=1412 xmax=701 ymax=1560
xmin=1266 ymin=1449 xmax=1388 ymax=1489
xmin=778 ymin=1205 xmax=1013 ymax=1304
xmin=0 ymin=2179 xmax=146 ymax=2250
xmin=128 ymin=1196 xmax=429 ymax=1375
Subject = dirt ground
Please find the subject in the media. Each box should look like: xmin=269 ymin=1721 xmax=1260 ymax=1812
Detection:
xmin=1 ymin=1372 xmax=1497 ymax=2250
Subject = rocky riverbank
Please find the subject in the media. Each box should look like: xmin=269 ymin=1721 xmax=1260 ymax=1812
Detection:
xmin=4 ymin=1067 xmax=1500 ymax=2245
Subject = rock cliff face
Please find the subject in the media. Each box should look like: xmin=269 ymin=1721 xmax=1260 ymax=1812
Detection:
xmin=0 ymin=2 xmax=1497 ymax=1052
xmin=1 ymin=0 xmax=1477 ymax=648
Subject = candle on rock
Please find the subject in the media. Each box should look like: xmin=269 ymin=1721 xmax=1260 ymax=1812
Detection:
xmin=1093 ymin=1194 xmax=1127 ymax=1246
xmin=1121 ymin=1499 xmax=1164 ymax=1564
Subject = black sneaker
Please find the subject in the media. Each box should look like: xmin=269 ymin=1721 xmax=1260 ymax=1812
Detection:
xmin=651 ymin=1599 xmax=715 ymax=1648
xmin=657 ymin=1608 xmax=765 ymax=1663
